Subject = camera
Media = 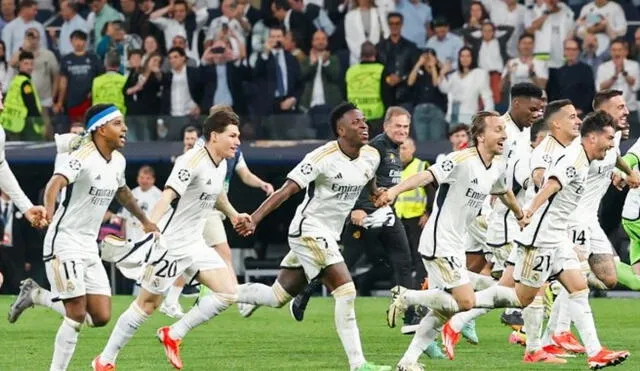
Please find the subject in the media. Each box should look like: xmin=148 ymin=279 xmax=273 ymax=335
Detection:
xmin=211 ymin=46 xmax=226 ymax=54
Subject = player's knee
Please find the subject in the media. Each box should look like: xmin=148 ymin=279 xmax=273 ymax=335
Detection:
xmin=65 ymin=304 xmax=87 ymax=323
xmin=599 ymin=273 xmax=617 ymax=289
xmin=272 ymin=281 xmax=293 ymax=307
xmin=515 ymin=288 xmax=536 ymax=308
xmin=136 ymin=295 xmax=162 ymax=315
xmin=331 ymin=282 xmax=356 ymax=301
xmin=456 ymin=297 xmax=475 ymax=312
xmin=213 ymin=292 xmax=237 ymax=308
xmin=87 ymin=313 xmax=110 ymax=327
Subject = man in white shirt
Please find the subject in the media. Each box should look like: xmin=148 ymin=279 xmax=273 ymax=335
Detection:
xmin=207 ymin=0 xmax=249 ymax=46
xmin=525 ymin=0 xmax=575 ymax=69
xmin=1 ymin=0 xmax=46 ymax=55
xmin=502 ymin=33 xmax=549 ymax=89
xmin=596 ymin=38 xmax=640 ymax=135
xmin=119 ymin=166 xmax=162 ymax=243
xmin=55 ymin=0 xmax=89 ymax=57
xmin=490 ymin=0 xmax=526 ymax=58
xmin=575 ymin=0 xmax=627 ymax=57
xmin=167 ymin=47 xmax=200 ymax=119
xmin=149 ymin=0 xmax=208 ymax=58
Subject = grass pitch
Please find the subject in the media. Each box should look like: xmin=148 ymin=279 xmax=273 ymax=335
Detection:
xmin=0 ymin=296 xmax=638 ymax=370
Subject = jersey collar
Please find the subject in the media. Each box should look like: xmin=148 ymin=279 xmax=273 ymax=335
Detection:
xmin=473 ymin=146 xmax=492 ymax=170
xmin=204 ymin=146 xmax=221 ymax=167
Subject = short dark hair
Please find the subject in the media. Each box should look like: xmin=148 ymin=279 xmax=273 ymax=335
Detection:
xmin=510 ymin=83 xmax=543 ymax=100
xmin=184 ymin=126 xmax=199 ymax=135
xmin=105 ymin=51 xmax=120 ymax=69
xmin=138 ymin=165 xmax=156 ymax=177
xmin=360 ymin=41 xmax=376 ymax=59
xmin=84 ymin=104 xmax=117 ymax=128
xmin=593 ymin=89 xmax=624 ymax=110
xmin=330 ymin=102 xmax=358 ymax=138
xmin=530 ymin=118 xmax=547 ymax=142
xmin=173 ymin=0 xmax=188 ymax=8
xmin=70 ymin=30 xmax=87 ymax=41
xmin=387 ymin=12 xmax=403 ymax=22
xmin=611 ymin=36 xmax=628 ymax=50
xmin=384 ymin=106 xmax=411 ymax=123
xmin=268 ymin=24 xmax=286 ymax=36
xmin=167 ymin=46 xmax=186 ymax=58
xmin=518 ymin=32 xmax=534 ymax=42
xmin=448 ymin=123 xmax=469 ymax=138
xmin=470 ymin=111 xmax=500 ymax=145
xmin=581 ymin=110 xmax=615 ymax=137
xmin=273 ymin=0 xmax=290 ymax=11
xmin=19 ymin=0 xmax=37 ymax=9
xmin=128 ymin=49 xmax=143 ymax=58
xmin=203 ymin=109 xmax=240 ymax=140
xmin=18 ymin=51 xmax=34 ymax=61
xmin=543 ymin=99 xmax=573 ymax=123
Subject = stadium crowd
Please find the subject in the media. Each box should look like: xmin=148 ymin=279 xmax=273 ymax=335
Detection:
xmin=2 ymin=0 xmax=640 ymax=141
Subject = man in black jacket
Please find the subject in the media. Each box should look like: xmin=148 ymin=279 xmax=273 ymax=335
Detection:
xmin=161 ymin=47 xmax=202 ymax=139
xmin=199 ymin=39 xmax=247 ymax=115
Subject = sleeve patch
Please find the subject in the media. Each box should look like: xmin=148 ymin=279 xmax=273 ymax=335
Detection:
xmin=23 ymin=84 xmax=32 ymax=94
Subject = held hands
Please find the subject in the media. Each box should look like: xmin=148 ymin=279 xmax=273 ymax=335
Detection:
xmin=517 ymin=209 xmax=531 ymax=231
xmin=261 ymin=182 xmax=275 ymax=196
xmin=142 ymin=220 xmax=160 ymax=234
xmin=611 ymin=172 xmax=627 ymax=190
xmin=233 ymin=213 xmax=255 ymax=237
xmin=626 ymin=170 xmax=640 ymax=189
xmin=25 ymin=206 xmax=48 ymax=229
xmin=373 ymin=188 xmax=396 ymax=207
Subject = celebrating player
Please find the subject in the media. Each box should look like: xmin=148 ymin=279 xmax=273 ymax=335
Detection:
xmin=92 ymin=109 xmax=250 ymax=370
xmin=234 ymin=103 xmax=391 ymax=371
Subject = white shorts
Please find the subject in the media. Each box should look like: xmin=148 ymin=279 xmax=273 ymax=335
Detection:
xmin=422 ymin=254 xmax=470 ymax=290
xmin=46 ymin=255 xmax=111 ymax=300
xmin=512 ymin=243 xmax=580 ymax=288
xmin=488 ymin=242 xmax=515 ymax=272
xmin=567 ymin=222 xmax=613 ymax=256
xmin=140 ymin=242 xmax=226 ymax=295
xmin=282 ymin=235 xmax=344 ymax=280
xmin=465 ymin=215 xmax=488 ymax=254
xmin=203 ymin=211 xmax=228 ymax=247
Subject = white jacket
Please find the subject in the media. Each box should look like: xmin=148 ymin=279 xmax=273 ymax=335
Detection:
xmin=345 ymin=7 xmax=390 ymax=65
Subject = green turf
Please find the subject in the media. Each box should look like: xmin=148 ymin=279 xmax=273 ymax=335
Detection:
xmin=0 ymin=296 xmax=637 ymax=370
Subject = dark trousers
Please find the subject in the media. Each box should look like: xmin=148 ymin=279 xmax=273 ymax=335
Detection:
xmin=342 ymin=217 xmax=415 ymax=289
xmin=401 ymin=217 xmax=428 ymax=283
xmin=0 ymin=245 xmax=26 ymax=294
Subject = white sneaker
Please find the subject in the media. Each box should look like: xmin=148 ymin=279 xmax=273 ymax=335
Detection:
xmin=159 ymin=302 xmax=185 ymax=319
xmin=8 ymin=278 xmax=39 ymax=323
xmin=238 ymin=303 xmax=258 ymax=318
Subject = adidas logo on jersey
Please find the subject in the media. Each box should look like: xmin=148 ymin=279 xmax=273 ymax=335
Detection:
xmin=471 ymin=178 xmax=478 ymax=185
xmin=95 ymin=174 xmax=101 ymax=181
xmin=206 ymin=179 xmax=212 ymax=185
xmin=334 ymin=173 xmax=343 ymax=179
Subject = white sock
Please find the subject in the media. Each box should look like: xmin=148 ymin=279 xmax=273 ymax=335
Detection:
xmin=164 ymin=285 xmax=182 ymax=306
xmin=569 ymin=289 xmax=601 ymax=357
xmin=169 ymin=292 xmax=234 ymax=340
xmin=523 ymin=296 xmax=544 ymax=352
xmin=474 ymin=285 xmax=521 ymax=308
xmin=32 ymin=287 xmax=66 ymax=316
xmin=554 ymin=288 xmax=571 ymax=335
xmin=403 ymin=289 xmax=459 ymax=313
xmin=332 ymin=282 xmax=366 ymax=371
xmin=449 ymin=308 xmax=490 ymax=332
xmin=400 ymin=311 xmax=445 ymax=364
xmin=100 ymin=302 xmax=149 ymax=364
xmin=236 ymin=282 xmax=291 ymax=307
xmin=50 ymin=317 xmax=81 ymax=371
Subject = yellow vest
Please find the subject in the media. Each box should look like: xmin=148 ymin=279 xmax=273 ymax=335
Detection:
xmin=92 ymin=72 xmax=127 ymax=114
xmin=346 ymin=62 xmax=385 ymax=120
xmin=1 ymin=74 xmax=42 ymax=134
xmin=395 ymin=158 xmax=429 ymax=219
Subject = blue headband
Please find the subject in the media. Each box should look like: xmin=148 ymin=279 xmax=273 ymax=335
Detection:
xmin=86 ymin=106 xmax=123 ymax=132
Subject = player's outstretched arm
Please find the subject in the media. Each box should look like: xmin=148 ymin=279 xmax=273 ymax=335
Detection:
xmin=0 ymin=160 xmax=35 ymax=214
xmin=376 ymin=170 xmax=434 ymax=207
xmin=149 ymin=188 xmax=177 ymax=225
xmin=237 ymin=167 xmax=274 ymax=195
xmin=617 ymin=154 xmax=640 ymax=188
xmin=215 ymin=190 xmax=239 ymax=221
xmin=44 ymin=174 xmax=68 ymax=224
xmin=497 ymin=190 xmax=527 ymax=228
xmin=116 ymin=185 xmax=159 ymax=233
xmin=524 ymin=177 xmax=561 ymax=217
xmin=235 ymin=180 xmax=301 ymax=236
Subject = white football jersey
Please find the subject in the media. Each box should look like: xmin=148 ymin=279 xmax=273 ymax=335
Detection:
xmin=0 ymin=126 xmax=33 ymax=213
xmin=287 ymin=141 xmax=380 ymax=241
xmin=622 ymin=138 xmax=640 ymax=220
xmin=570 ymin=131 xmax=621 ymax=224
xmin=529 ymin=135 xmax=569 ymax=178
xmin=120 ymin=186 xmax=162 ymax=242
xmin=419 ymin=147 xmax=508 ymax=258
xmin=161 ymin=147 xmax=227 ymax=256
xmin=43 ymin=141 xmax=126 ymax=261
xmin=516 ymin=143 xmax=590 ymax=248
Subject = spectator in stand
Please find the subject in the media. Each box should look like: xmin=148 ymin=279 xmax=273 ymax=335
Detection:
xmin=199 ymin=38 xmax=247 ymax=116
xmin=438 ymin=46 xmax=493 ymax=126
xmin=284 ymin=29 xmax=306 ymax=64
xmin=344 ymin=0 xmax=389 ymax=65
xmin=0 ymin=0 xmax=16 ymax=37
xmin=395 ymin=0 xmax=431 ymax=49
xmin=142 ymin=34 xmax=161 ymax=63
xmin=120 ymin=0 xmax=162 ymax=42
xmin=207 ymin=0 xmax=250 ymax=47
xmin=632 ymin=28 xmax=640 ymax=64
xmin=162 ymin=46 xmax=202 ymax=125
xmin=86 ymin=0 xmax=124 ymax=49
xmin=238 ymin=0 xmax=261 ymax=27
xmin=377 ymin=12 xmax=418 ymax=111
xmin=125 ymin=48 xmax=142 ymax=77
xmin=124 ymin=51 xmax=163 ymax=140
xmin=2 ymin=0 xmax=46 ymax=55
xmin=253 ymin=25 xmax=301 ymax=115
xmin=92 ymin=51 xmax=127 ymax=114
xmin=547 ymin=38 xmax=595 ymax=116
xmin=182 ymin=125 xmax=199 ymax=152
xmin=501 ymin=33 xmax=548 ymax=90
xmin=299 ymin=29 xmax=342 ymax=138
xmin=596 ymin=37 xmax=640 ymax=133
xmin=425 ymin=17 xmax=463 ymax=69
xmin=409 ymin=49 xmax=448 ymax=140
xmin=435 ymin=123 xmax=469 ymax=163
xmin=0 ymin=40 xmax=13 ymax=93
xmin=575 ymin=0 xmax=626 ymax=58
xmin=580 ymin=32 xmax=607 ymax=78
xmin=10 ymin=28 xmax=58 ymax=133
xmin=149 ymin=0 xmax=208 ymax=58
xmin=524 ymin=0 xmax=574 ymax=70
xmin=249 ymin=17 xmax=271 ymax=67
xmin=291 ymin=0 xmax=336 ymax=42
xmin=346 ymin=41 xmax=384 ymax=124
xmin=463 ymin=1 xmax=490 ymax=32
xmin=161 ymin=35 xmax=199 ymax=70
xmin=54 ymin=30 xmax=102 ymax=125
xmin=271 ymin=0 xmax=314 ymax=53
xmin=55 ymin=0 xmax=89 ymax=57
xmin=96 ymin=20 xmax=126 ymax=68
xmin=489 ymin=0 xmax=526 ymax=59
xmin=0 ymin=51 xmax=44 ymax=141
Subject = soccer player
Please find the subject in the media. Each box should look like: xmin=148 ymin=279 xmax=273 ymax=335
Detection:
xmin=234 ymin=103 xmax=390 ymax=371
xmin=447 ymin=111 xmax=628 ymax=369
xmin=377 ymin=111 xmax=527 ymax=370
xmin=92 ymin=109 xmax=250 ymax=371
xmin=11 ymin=104 xmax=158 ymax=371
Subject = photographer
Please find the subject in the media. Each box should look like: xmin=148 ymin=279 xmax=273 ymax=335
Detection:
xmin=199 ymin=39 xmax=247 ymax=115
